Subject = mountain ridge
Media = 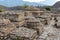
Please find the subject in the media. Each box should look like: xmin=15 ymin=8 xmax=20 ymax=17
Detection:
xmin=52 ymin=1 xmax=60 ymax=8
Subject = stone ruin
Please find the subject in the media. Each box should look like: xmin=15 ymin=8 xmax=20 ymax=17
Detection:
xmin=0 ymin=18 xmax=16 ymax=39
xmin=0 ymin=11 xmax=25 ymax=27
xmin=0 ymin=10 xmax=60 ymax=40
xmin=24 ymin=16 xmax=43 ymax=35
xmin=0 ymin=11 xmax=44 ymax=40
xmin=10 ymin=27 xmax=37 ymax=40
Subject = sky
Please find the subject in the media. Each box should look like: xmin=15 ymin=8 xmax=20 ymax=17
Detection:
xmin=0 ymin=0 xmax=60 ymax=7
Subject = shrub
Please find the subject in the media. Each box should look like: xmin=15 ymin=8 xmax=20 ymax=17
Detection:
xmin=0 ymin=10 xmax=2 ymax=12
xmin=23 ymin=4 xmax=29 ymax=8
xmin=45 ymin=7 xmax=51 ymax=11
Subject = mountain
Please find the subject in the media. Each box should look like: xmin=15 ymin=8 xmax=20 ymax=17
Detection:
xmin=0 ymin=5 xmax=40 ymax=11
xmin=52 ymin=1 xmax=60 ymax=8
xmin=0 ymin=1 xmax=49 ymax=11
xmin=7 ymin=2 xmax=49 ymax=10
xmin=0 ymin=5 xmax=7 ymax=9
xmin=51 ymin=1 xmax=60 ymax=13
xmin=0 ymin=5 xmax=9 ymax=11
xmin=8 ymin=6 xmax=41 ymax=11
xmin=22 ymin=1 xmax=48 ymax=6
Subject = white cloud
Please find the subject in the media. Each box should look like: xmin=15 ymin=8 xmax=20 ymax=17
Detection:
xmin=56 ymin=0 xmax=60 ymax=1
xmin=54 ymin=0 xmax=60 ymax=3
xmin=23 ymin=0 xmax=45 ymax=2
xmin=55 ymin=0 xmax=60 ymax=2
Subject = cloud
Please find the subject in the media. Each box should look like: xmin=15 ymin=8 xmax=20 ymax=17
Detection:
xmin=23 ymin=0 xmax=45 ymax=2
xmin=53 ymin=0 xmax=60 ymax=3
xmin=56 ymin=0 xmax=60 ymax=1
xmin=55 ymin=0 xmax=60 ymax=2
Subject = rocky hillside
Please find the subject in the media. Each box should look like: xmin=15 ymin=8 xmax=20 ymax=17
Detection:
xmin=53 ymin=1 xmax=60 ymax=8
xmin=51 ymin=1 xmax=60 ymax=13
xmin=0 ymin=5 xmax=8 ymax=10
xmin=8 ymin=5 xmax=42 ymax=11
xmin=0 ymin=5 xmax=41 ymax=11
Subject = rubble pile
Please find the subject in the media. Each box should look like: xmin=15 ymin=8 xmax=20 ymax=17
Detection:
xmin=10 ymin=27 xmax=37 ymax=40
xmin=0 ymin=10 xmax=60 ymax=40
xmin=0 ymin=11 xmax=43 ymax=40
xmin=25 ymin=16 xmax=43 ymax=35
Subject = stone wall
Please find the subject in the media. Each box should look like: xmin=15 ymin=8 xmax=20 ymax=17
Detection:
xmin=0 ymin=11 xmax=25 ymax=27
xmin=25 ymin=16 xmax=43 ymax=35
xmin=24 ymin=11 xmax=44 ymax=17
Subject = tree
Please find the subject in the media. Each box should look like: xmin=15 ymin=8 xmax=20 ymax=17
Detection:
xmin=45 ymin=7 xmax=51 ymax=11
xmin=0 ymin=10 xmax=2 ymax=12
xmin=23 ymin=4 xmax=29 ymax=8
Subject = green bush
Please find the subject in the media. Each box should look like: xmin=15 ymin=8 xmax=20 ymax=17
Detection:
xmin=0 ymin=10 xmax=2 ymax=12
xmin=45 ymin=7 xmax=51 ymax=11
xmin=23 ymin=4 xmax=29 ymax=8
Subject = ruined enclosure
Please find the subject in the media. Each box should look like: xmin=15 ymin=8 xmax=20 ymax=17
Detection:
xmin=24 ymin=11 xmax=44 ymax=17
xmin=0 ymin=11 xmax=25 ymax=27
xmin=0 ymin=11 xmax=44 ymax=40
xmin=1 ymin=12 xmax=24 ymax=22
xmin=0 ymin=0 xmax=60 ymax=40
xmin=25 ymin=16 xmax=43 ymax=35
xmin=0 ymin=10 xmax=60 ymax=40
xmin=32 ymin=12 xmax=38 ymax=17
